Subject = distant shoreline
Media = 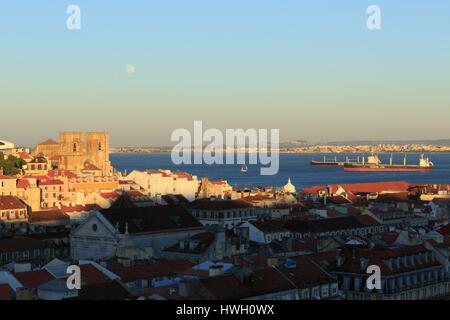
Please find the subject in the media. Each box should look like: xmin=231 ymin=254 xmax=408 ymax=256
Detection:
xmin=110 ymin=151 xmax=450 ymax=155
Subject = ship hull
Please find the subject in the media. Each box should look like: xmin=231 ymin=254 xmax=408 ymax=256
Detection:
xmin=310 ymin=160 xmax=365 ymax=167
xmin=310 ymin=161 xmax=342 ymax=167
xmin=344 ymin=166 xmax=433 ymax=172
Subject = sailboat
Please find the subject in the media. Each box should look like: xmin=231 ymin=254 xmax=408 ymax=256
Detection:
xmin=240 ymin=164 xmax=248 ymax=173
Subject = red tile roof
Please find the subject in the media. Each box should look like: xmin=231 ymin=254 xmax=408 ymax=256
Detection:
xmin=38 ymin=178 xmax=64 ymax=186
xmin=210 ymin=180 xmax=228 ymax=185
xmin=0 ymin=196 xmax=26 ymax=210
xmin=375 ymin=232 xmax=400 ymax=245
xmin=303 ymin=181 xmax=411 ymax=195
xmin=174 ymin=172 xmax=194 ymax=181
xmin=248 ymin=220 xmax=289 ymax=234
xmin=29 ymin=156 xmax=47 ymax=164
xmin=77 ymin=280 xmax=132 ymax=300
xmin=161 ymin=194 xmax=189 ymax=205
xmin=0 ymin=237 xmax=49 ymax=253
xmin=126 ymin=190 xmax=144 ymax=197
xmin=200 ymin=259 xmax=334 ymax=299
xmin=38 ymin=139 xmax=58 ymax=146
xmin=28 ymin=210 xmax=70 ymax=223
xmin=13 ymin=269 xmax=55 ymax=288
xmin=189 ymin=199 xmax=253 ymax=210
xmin=164 ymin=232 xmax=215 ymax=254
xmin=100 ymin=192 xmax=119 ymax=199
xmin=335 ymin=245 xmax=440 ymax=275
xmin=432 ymin=198 xmax=450 ymax=204
xmin=15 ymin=151 xmax=33 ymax=160
xmin=0 ymin=283 xmax=13 ymax=300
xmin=373 ymin=192 xmax=410 ymax=202
xmin=79 ymin=264 xmax=110 ymax=286
xmin=0 ymin=174 xmax=15 ymax=180
xmin=16 ymin=178 xmax=31 ymax=189
xmin=436 ymin=224 xmax=450 ymax=236
xmin=354 ymin=214 xmax=381 ymax=226
xmin=110 ymin=259 xmax=194 ymax=282
xmin=47 ymin=169 xmax=78 ymax=179
xmin=60 ymin=204 xmax=99 ymax=213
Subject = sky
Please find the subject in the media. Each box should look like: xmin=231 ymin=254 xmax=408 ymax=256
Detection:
xmin=0 ymin=0 xmax=449 ymax=147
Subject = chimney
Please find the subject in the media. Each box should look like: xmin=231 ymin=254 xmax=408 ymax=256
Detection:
xmin=236 ymin=268 xmax=253 ymax=285
xmin=359 ymin=258 xmax=367 ymax=271
xmin=286 ymin=238 xmax=293 ymax=251
xmin=267 ymin=257 xmax=278 ymax=267
xmin=209 ymin=264 xmax=224 ymax=277
xmin=15 ymin=287 xmax=36 ymax=300
xmin=178 ymin=281 xmax=191 ymax=299
xmin=336 ymin=249 xmax=344 ymax=267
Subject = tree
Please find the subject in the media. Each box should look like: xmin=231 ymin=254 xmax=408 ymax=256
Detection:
xmin=0 ymin=153 xmax=26 ymax=176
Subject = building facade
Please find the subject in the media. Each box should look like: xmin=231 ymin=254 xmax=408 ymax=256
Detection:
xmin=189 ymin=199 xmax=256 ymax=230
xmin=32 ymin=132 xmax=113 ymax=176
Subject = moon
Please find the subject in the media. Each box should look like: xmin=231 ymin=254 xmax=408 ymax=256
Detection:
xmin=125 ymin=64 xmax=135 ymax=74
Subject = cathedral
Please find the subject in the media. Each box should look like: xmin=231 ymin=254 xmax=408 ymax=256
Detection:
xmin=32 ymin=131 xmax=113 ymax=176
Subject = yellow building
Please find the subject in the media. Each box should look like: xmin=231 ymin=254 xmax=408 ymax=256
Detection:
xmin=32 ymin=132 xmax=113 ymax=176
xmin=25 ymin=154 xmax=50 ymax=176
xmin=0 ymin=175 xmax=41 ymax=211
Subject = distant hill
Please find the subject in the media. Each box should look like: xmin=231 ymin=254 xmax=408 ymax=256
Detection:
xmin=321 ymin=140 xmax=450 ymax=146
xmin=279 ymin=140 xmax=309 ymax=148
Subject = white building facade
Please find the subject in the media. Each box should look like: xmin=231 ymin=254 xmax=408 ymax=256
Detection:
xmin=125 ymin=169 xmax=199 ymax=201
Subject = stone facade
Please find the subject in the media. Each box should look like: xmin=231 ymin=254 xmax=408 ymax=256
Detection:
xmin=33 ymin=132 xmax=113 ymax=176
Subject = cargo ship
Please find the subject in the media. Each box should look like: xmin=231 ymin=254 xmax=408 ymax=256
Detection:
xmin=311 ymin=155 xmax=376 ymax=167
xmin=343 ymin=154 xmax=434 ymax=172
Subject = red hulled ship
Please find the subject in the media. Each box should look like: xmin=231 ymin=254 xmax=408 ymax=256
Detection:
xmin=343 ymin=154 xmax=434 ymax=172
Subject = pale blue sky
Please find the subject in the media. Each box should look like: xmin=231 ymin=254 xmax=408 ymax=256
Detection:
xmin=0 ymin=0 xmax=449 ymax=147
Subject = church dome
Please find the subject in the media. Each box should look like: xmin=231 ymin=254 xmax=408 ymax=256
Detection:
xmin=283 ymin=178 xmax=296 ymax=193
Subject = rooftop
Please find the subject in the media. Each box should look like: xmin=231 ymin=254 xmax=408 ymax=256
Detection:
xmin=189 ymin=199 xmax=253 ymax=210
xmin=100 ymin=205 xmax=203 ymax=234
xmin=0 ymin=196 xmax=26 ymax=211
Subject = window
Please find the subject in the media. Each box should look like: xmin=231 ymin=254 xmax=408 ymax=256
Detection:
xmin=302 ymin=289 xmax=310 ymax=299
xmin=312 ymin=287 xmax=320 ymax=298
xmin=92 ymin=224 xmax=98 ymax=232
